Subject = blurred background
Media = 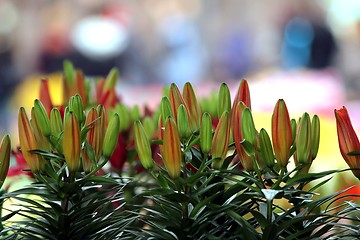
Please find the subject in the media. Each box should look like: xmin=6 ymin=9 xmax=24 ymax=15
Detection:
xmin=1 ymin=0 xmax=360 ymax=191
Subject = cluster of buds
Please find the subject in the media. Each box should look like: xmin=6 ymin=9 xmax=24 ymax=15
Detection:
xmin=18 ymin=95 xmax=120 ymax=175
xmin=135 ymin=79 xmax=322 ymax=180
xmin=335 ymin=107 xmax=360 ymax=179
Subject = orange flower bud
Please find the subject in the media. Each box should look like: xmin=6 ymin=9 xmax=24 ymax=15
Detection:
xmin=231 ymin=79 xmax=251 ymax=127
xmin=271 ymin=99 xmax=292 ymax=168
xmin=169 ymin=83 xmax=187 ymax=123
xmin=63 ymin=111 xmax=81 ymax=172
xmin=163 ymin=117 xmax=182 ymax=179
xmin=39 ymin=79 xmax=53 ymax=116
xmin=233 ymin=102 xmax=253 ymax=171
xmin=335 ymin=107 xmax=360 ymax=179
xmin=183 ymin=82 xmax=201 ymax=131
xmin=18 ymin=107 xmax=46 ymax=173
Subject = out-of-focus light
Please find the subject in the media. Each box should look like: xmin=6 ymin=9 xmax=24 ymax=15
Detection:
xmin=71 ymin=16 xmax=129 ymax=60
xmin=0 ymin=1 xmax=18 ymax=35
xmin=326 ymin=0 xmax=360 ymax=31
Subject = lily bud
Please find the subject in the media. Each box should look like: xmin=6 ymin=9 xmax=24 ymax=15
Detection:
xmin=290 ymin=118 xmax=297 ymax=144
xmin=63 ymin=60 xmax=75 ymax=105
xmin=231 ymin=79 xmax=251 ymax=127
xmin=163 ymin=117 xmax=182 ymax=178
xmin=134 ymin=120 xmax=154 ymax=170
xmin=131 ymin=105 xmax=141 ymax=121
xmin=0 ymin=135 xmax=10 ymax=188
xmin=241 ymin=108 xmax=257 ymax=155
xmin=311 ymin=115 xmax=320 ymax=160
xmin=33 ymin=99 xmax=51 ymax=137
xmin=161 ymin=96 xmax=174 ymax=123
xmin=143 ymin=116 xmax=156 ymax=139
xmin=183 ymin=82 xmax=201 ymax=131
xmin=39 ymin=79 xmax=53 ymax=116
xmin=63 ymin=111 xmax=81 ymax=172
xmin=31 ymin=108 xmax=51 ymax=151
xmin=177 ymin=104 xmax=190 ymax=139
xmin=217 ymin=83 xmax=231 ymax=119
xmin=69 ymin=94 xmax=85 ymax=126
xmin=103 ymin=113 xmax=120 ymax=158
xmin=334 ymin=107 xmax=360 ymax=179
xmin=212 ymin=111 xmax=230 ymax=169
xmin=85 ymin=107 xmax=104 ymax=161
xmin=200 ymin=112 xmax=212 ymax=155
xmin=50 ymin=108 xmax=63 ymax=152
xmin=271 ymin=99 xmax=292 ymax=168
xmin=115 ymin=104 xmax=130 ymax=132
xmin=233 ymin=102 xmax=253 ymax=171
xmin=295 ymin=113 xmax=312 ymax=164
xmin=18 ymin=107 xmax=46 ymax=172
xmin=169 ymin=83 xmax=187 ymax=122
xmin=82 ymin=143 xmax=95 ymax=173
xmin=105 ymin=67 xmax=119 ymax=90
xmin=258 ymin=129 xmax=275 ymax=168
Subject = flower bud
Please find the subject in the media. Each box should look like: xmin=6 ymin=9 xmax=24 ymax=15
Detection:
xmin=169 ymin=83 xmax=187 ymax=122
xmin=115 ymin=104 xmax=130 ymax=132
xmin=212 ymin=111 xmax=230 ymax=169
xmin=18 ymin=107 xmax=46 ymax=173
xmin=231 ymin=79 xmax=251 ymax=127
xmin=105 ymin=67 xmax=119 ymax=90
xmin=296 ymin=113 xmax=312 ymax=164
xmin=177 ymin=104 xmax=190 ymax=139
xmin=134 ymin=120 xmax=154 ymax=170
xmin=233 ymin=102 xmax=254 ymax=171
xmin=33 ymin=99 xmax=51 ymax=137
xmin=50 ymin=108 xmax=63 ymax=152
xmin=31 ymin=108 xmax=51 ymax=151
xmin=39 ymin=79 xmax=53 ymax=116
xmin=217 ymin=83 xmax=231 ymax=119
xmin=290 ymin=118 xmax=297 ymax=144
xmin=200 ymin=112 xmax=212 ymax=155
xmin=183 ymin=82 xmax=201 ymax=131
xmin=163 ymin=117 xmax=182 ymax=178
xmin=271 ymin=99 xmax=292 ymax=168
xmin=103 ymin=113 xmax=120 ymax=158
xmin=258 ymin=129 xmax=275 ymax=168
xmin=69 ymin=94 xmax=85 ymax=126
xmin=63 ymin=111 xmax=81 ymax=172
xmin=241 ymin=108 xmax=257 ymax=155
xmin=82 ymin=143 xmax=95 ymax=173
xmin=142 ymin=116 xmax=156 ymax=139
xmin=311 ymin=115 xmax=320 ymax=160
xmin=0 ymin=135 xmax=10 ymax=188
xmin=161 ymin=96 xmax=174 ymax=123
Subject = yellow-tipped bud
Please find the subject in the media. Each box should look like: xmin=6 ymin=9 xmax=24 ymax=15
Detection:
xmin=63 ymin=111 xmax=81 ymax=172
xmin=134 ymin=120 xmax=154 ymax=170
xmin=0 ymin=135 xmax=10 ymax=188
xmin=212 ymin=111 xmax=230 ymax=169
xmin=311 ymin=115 xmax=320 ymax=160
xmin=258 ymin=129 xmax=275 ymax=168
xmin=163 ymin=117 xmax=182 ymax=178
xmin=103 ymin=113 xmax=120 ymax=158
xmin=33 ymin=99 xmax=51 ymax=137
xmin=18 ymin=107 xmax=46 ymax=173
xmin=177 ymin=104 xmax=190 ymax=139
xmin=217 ymin=83 xmax=231 ymax=119
xmin=200 ymin=112 xmax=212 ymax=155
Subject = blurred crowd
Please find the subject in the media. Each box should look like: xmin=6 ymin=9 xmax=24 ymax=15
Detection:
xmin=1 ymin=0 xmax=360 ymax=132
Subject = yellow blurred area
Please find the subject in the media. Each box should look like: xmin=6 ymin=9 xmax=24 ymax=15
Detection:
xmin=10 ymin=72 xmax=63 ymax=111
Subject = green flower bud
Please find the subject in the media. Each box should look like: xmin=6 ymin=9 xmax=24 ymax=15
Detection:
xmin=116 ymin=104 xmax=130 ymax=132
xmin=134 ymin=120 xmax=154 ymax=170
xmin=161 ymin=96 xmax=174 ymax=123
xmin=311 ymin=115 xmax=320 ymax=160
xmin=258 ymin=129 xmax=275 ymax=168
xmin=105 ymin=67 xmax=119 ymax=89
xmin=33 ymin=99 xmax=51 ymax=137
xmin=103 ymin=113 xmax=120 ymax=158
xmin=296 ymin=113 xmax=311 ymax=164
xmin=69 ymin=94 xmax=85 ymax=125
xmin=290 ymin=118 xmax=297 ymax=144
xmin=63 ymin=60 xmax=75 ymax=84
xmin=200 ymin=112 xmax=212 ymax=155
xmin=241 ymin=108 xmax=257 ymax=156
xmin=142 ymin=116 xmax=156 ymax=139
xmin=131 ymin=105 xmax=141 ymax=121
xmin=217 ymin=83 xmax=231 ymax=119
xmin=177 ymin=104 xmax=189 ymax=139
xmin=0 ymin=135 xmax=10 ymax=188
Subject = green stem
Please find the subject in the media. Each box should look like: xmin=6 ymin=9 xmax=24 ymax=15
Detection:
xmin=272 ymin=167 xmax=285 ymax=189
xmin=267 ymin=200 xmax=273 ymax=223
